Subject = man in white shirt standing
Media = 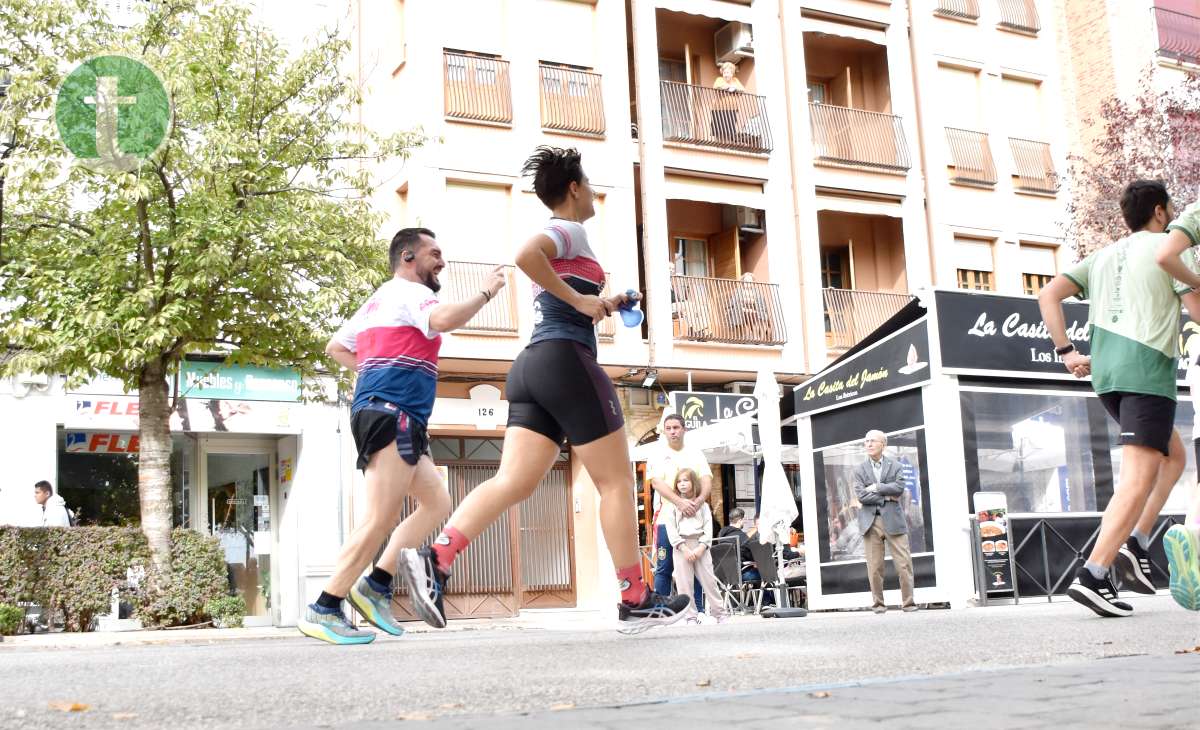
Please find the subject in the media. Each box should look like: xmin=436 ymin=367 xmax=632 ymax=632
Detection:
xmin=33 ymin=481 xmax=72 ymax=527
xmin=647 ymin=414 xmax=713 ymax=609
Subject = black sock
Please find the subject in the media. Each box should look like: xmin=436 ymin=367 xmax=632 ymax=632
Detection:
xmin=368 ymin=566 xmax=393 ymax=588
xmin=316 ymin=591 xmax=343 ymax=610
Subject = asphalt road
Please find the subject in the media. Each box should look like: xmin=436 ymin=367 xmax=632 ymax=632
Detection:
xmin=1 ymin=596 xmax=1197 ymax=730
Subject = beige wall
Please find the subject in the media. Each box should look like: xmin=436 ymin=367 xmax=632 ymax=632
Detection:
xmin=803 ymin=34 xmax=892 ymax=112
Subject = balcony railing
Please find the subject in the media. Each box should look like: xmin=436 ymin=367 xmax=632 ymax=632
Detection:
xmin=809 ymin=103 xmax=911 ymax=171
xmin=659 ymin=81 xmax=773 ymax=154
xmin=935 ymin=0 xmax=980 ymax=20
xmin=997 ymin=0 xmax=1040 ymax=33
xmin=1154 ymin=7 xmax=1200 ymax=65
xmin=442 ymin=261 xmax=518 ymax=334
xmin=598 ymin=274 xmax=615 ymax=342
xmin=671 ymin=275 xmax=786 ymax=346
xmin=823 ymin=288 xmax=914 ymax=352
xmin=444 ymin=51 xmax=512 ymax=125
xmin=539 ymin=64 xmax=605 ymax=136
xmin=945 ymin=127 xmax=997 ymax=186
xmin=1008 ymin=138 xmax=1058 ymax=194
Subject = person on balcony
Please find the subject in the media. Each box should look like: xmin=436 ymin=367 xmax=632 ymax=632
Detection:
xmin=728 ymin=272 xmax=770 ymax=340
xmin=711 ymin=62 xmax=744 ymax=142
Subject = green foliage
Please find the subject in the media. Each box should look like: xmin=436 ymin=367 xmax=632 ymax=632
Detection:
xmin=0 ymin=604 xmax=23 ymax=636
xmin=205 ymin=594 xmax=246 ymax=628
xmin=0 ymin=526 xmax=230 ymax=630
xmin=0 ymin=526 xmax=151 ymax=632
xmin=136 ymin=529 xmax=228 ymax=627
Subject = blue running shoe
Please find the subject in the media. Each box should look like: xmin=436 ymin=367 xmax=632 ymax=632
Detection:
xmin=297 ymin=604 xmax=375 ymax=645
xmin=398 ymin=547 xmax=448 ymax=628
xmin=349 ymin=575 xmax=405 ymax=636
xmin=1163 ymin=525 xmax=1200 ymax=611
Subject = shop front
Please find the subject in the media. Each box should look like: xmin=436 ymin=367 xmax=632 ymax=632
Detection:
xmin=791 ymin=289 xmax=1195 ymax=610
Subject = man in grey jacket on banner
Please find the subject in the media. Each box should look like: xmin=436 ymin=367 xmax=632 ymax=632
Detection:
xmin=853 ymin=430 xmax=917 ymax=614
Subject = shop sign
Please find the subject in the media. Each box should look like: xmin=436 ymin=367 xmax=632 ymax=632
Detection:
xmin=179 ymin=361 xmax=301 ymax=402
xmin=973 ymin=492 xmax=1015 ymax=595
xmin=668 ymin=391 xmax=757 ymax=431
xmin=795 ymin=319 xmax=931 ymax=416
xmin=65 ymin=395 xmax=298 ymax=434
xmin=65 ymin=431 xmax=139 ymax=454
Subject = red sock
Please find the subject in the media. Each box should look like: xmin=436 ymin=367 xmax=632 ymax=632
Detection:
xmin=616 ymin=564 xmax=648 ymax=606
xmin=431 ymin=526 xmax=469 ymax=571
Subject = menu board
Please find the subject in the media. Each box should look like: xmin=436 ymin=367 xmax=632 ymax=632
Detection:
xmin=973 ymin=492 xmax=1014 ymax=595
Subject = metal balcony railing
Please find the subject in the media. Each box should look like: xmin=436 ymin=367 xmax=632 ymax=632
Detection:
xmin=442 ymin=261 xmax=518 ymax=334
xmin=996 ymin=0 xmax=1040 ymax=33
xmin=822 ymin=288 xmax=914 ymax=351
xmin=671 ymin=275 xmax=786 ymax=346
xmin=1008 ymin=138 xmax=1058 ymax=194
xmin=659 ymin=81 xmax=773 ymax=154
xmin=539 ymin=64 xmax=605 ymax=136
xmin=936 ymin=0 xmax=980 ymax=20
xmin=1154 ymin=7 xmax=1200 ymax=65
xmin=945 ymin=128 xmax=997 ymax=186
xmin=598 ymin=274 xmax=615 ymax=342
xmin=443 ymin=51 xmax=512 ymax=124
xmin=809 ymin=103 xmax=911 ymax=171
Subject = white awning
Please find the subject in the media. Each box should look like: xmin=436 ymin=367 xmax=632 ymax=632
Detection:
xmin=664 ymin=173 xmax=766 ymax=210
xmin=815 ymin=194 xmax=903 ymax=218
xmin=658 ymin=0 xmax=753 ymax=24
xmin=800 ymin=17 xmax=887 ymax=46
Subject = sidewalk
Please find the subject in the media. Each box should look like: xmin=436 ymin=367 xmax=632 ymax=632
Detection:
xmin=0 ymin=607 xmax=618 ymax=650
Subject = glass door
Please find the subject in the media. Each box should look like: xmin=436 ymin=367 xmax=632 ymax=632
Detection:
xmin=201 ymin=443 xmax=276 ymax=626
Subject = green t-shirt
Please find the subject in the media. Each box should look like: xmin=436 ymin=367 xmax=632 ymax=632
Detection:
xmin=1063 ymin=202 xmax=1200 ymax=400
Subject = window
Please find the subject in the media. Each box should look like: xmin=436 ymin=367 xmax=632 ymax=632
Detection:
xmin=819 ymin=429 xmax=931 ymax=563
xmin=954 ymin=237 xmax=995 ymax=291
xmin=820 ymin=248 xmax=848 ymax=289
xmin=673 ymin=237 xmax=708 ymax=276
xmin=938 ymin=65 xmax=982 ymax=130
xmin=1019 ymin=244 xmax=1056 ymax=295
xmin=442 ymin=181 xmax=512 ymax=263
xmin=1022 ymin=273 xmax=1052 ymax=295
xmin=807 ymin=79 xmax=827 ymax=104
xmin=56 ymin=430 xmax=191 ymax=527
xmin=1000 ymin=77 xmax=1044 ymax=141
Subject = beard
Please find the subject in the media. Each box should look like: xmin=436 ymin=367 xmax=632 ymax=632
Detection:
xmin=421 ymin=270 xmax=442 ymax=293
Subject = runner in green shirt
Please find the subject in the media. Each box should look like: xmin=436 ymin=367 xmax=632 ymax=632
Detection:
xmin=1039 ymin=180 xmax=1200 ymax=617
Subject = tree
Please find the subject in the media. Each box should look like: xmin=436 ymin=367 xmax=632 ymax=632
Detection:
xmin=0 ymin=0 xmax=424 ymax=571
xmin=1064 ymin=68 xmax=1200 ymax=258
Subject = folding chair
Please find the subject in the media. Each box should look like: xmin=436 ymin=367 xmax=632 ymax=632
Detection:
xmin=746 ymin=539 xmax=806 ymax=613
xmin=709 ymin=537 xmax=750 ymax=614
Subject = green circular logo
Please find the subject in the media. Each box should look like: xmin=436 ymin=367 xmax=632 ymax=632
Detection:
xmin=55 ymin=55 xmax=171 ymax=174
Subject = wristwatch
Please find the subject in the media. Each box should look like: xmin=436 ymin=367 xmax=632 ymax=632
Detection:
xmin=1054 ymin=343 xmax=1075 ymax=356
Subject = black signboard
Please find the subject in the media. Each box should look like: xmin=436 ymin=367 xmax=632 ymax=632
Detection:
xmin=973 ymin=493 xmax=1014 ymax=599
xmin=796 ymin=319 xmax=931 ymax=416
xmin=669 ymin=391 xmax=757 ymax=431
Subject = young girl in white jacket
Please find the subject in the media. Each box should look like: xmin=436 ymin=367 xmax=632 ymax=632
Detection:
xmin=663 ymin=468 xmax=727 ymax=624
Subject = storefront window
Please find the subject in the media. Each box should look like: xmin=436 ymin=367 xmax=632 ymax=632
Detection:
xmin=820 ymin=429 xmax=930 ymax=563
xmin=962 ymin=389 xmax=1103 ymax=513
xmin=56 ymin=430 xmax=191 ymax=526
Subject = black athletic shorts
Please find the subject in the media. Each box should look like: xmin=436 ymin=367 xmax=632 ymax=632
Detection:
xmin=1098 ymin=392 xmax=1175 ymax=457
xmin=506 ymin=339 xmax=624 ymax=446
xmin=350 ymin=397 xmax=431 ymax=470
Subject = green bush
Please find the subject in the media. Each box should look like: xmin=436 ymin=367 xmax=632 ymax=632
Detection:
xmin=205 ymin=594 xmax=246 ymax=628
xmin=0 ymin=527 xmax=150 ymax=632
xmin=0 ymin=526 xmax=230 ymax=631
xmin=0 ymin=604 xmax=23 ymax=635
xmin=135 ymin=529 xmax=229 ymax=628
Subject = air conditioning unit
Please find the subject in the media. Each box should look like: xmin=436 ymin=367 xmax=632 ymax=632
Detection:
xmin=715 ymin=22 xmax=754 ymax=65
xmin=734 ymin=206 xmax=764 ymax=233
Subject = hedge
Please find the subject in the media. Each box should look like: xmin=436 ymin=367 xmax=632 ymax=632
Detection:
xmin=0 ymin=527 xmax=229 ymax=631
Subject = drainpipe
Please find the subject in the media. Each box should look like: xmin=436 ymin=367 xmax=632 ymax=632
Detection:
xmin=906 ymin=0 xmax=940 ymax=288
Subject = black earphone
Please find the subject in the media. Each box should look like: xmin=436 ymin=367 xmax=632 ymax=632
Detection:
xmin=402 ymin=250 xmax=415 ymax=262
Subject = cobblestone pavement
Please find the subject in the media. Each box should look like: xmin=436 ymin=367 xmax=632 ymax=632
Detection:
xmin=396 ymin=652 xmax=1200 ymax=730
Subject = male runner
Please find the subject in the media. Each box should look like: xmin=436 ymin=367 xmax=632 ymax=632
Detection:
xmin=1039 ymin=180 xmax=1200 ymax=617
xmin=298 ymin=227 xmax=505 ymax=644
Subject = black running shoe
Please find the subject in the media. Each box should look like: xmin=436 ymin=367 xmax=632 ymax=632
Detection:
xmin=1113 ymin=538 xmax=1156 ymax=595
xmin=616 ymin=591 xmax=691 ymax=635
xmin=397 ymin=547 xmax=449 ymax=629
xmin=1066 ymin=567 xmax=1133 ymax=617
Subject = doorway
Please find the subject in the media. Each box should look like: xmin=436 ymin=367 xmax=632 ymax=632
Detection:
xmin=198 ymin=439 xmax=278 ymax=627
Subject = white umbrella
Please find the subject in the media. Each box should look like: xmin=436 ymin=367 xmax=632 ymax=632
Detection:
xmin=752 ymin=368 xmax=804 ymax=617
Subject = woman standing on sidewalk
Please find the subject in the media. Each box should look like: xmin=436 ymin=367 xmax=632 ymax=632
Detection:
xmin=663 ymin=469 xmax=727 ymax=624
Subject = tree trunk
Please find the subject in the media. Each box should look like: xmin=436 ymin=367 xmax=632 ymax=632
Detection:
xmin=139 ymin=363 xmax=174 ymax=573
